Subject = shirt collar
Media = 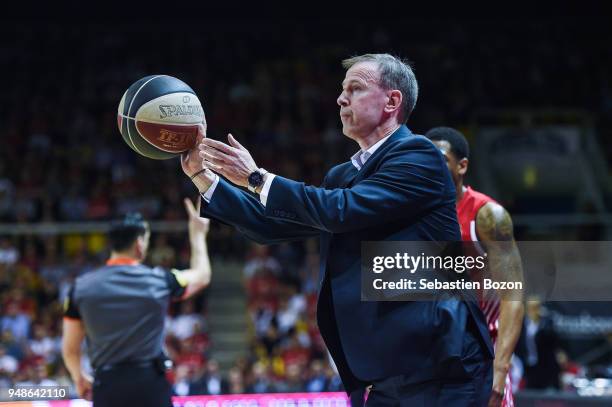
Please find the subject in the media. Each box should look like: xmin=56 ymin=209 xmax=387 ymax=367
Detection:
xmin=350 ymin=127 xmax=398 ymax=170
xmin=106 ymin=257 xmax=140 ymax=266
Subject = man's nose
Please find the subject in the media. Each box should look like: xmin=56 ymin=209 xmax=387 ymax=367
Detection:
xmin=337 ymin=91 xmax=348 ymax=107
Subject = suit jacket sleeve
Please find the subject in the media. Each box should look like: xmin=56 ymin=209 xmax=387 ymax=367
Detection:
xmin=201 ymin=177 xmax=320 ymax=244
xmin=265 ymin=142 xmax=449 ymax=233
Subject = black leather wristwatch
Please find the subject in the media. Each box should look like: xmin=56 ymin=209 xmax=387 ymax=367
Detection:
xmin=247 ymin=168 xmax=268 ymax=193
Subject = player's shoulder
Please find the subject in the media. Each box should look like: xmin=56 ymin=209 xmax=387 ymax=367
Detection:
xmin=477 ymin=200 xmax=510 ymax=221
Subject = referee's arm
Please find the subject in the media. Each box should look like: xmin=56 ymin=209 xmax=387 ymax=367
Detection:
xmin=62 ymin=288 xmax=92 ymax=399
xmin=171 ymin=197 xmax=212 ymax=300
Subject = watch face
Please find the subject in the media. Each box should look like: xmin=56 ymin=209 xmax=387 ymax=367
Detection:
xmin=248 ymin=171 xmax=264 ymax=187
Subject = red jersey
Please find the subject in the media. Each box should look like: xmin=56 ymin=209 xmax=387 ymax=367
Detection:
xmin=457 ymin=186 xmax=514 ymax=406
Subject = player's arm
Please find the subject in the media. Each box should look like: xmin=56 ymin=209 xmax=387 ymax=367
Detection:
xmin=170 ymin=198 xmax=212 ymax=300
xmin=476 ymin=202 xmax=525 ymax=404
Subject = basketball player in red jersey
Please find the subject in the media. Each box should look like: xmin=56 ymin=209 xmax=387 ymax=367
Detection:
xmin=426 ymin=127 xmax=524 ymax=407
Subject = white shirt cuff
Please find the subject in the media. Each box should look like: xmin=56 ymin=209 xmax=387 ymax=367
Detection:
xmin=200 ymin=173 xmax=220 ymax=203
xmin=259 ymin=174 xmax=276 ymax=207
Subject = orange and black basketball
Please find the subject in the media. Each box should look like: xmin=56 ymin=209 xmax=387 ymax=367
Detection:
xmin=117 ymin=75 xmax=204 ymax=160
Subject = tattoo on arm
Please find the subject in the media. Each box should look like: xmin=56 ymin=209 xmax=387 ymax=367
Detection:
xmin=476 ymin=202 xmax=513 ymax=242
xmin=476 ymin=202 xmax=523 ymax=299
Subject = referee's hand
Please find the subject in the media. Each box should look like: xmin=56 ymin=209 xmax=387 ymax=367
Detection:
xmin=184 ymin=197 xmax=210 ymax=236
xmin=76 ymin=373 xmax=93 ymax=401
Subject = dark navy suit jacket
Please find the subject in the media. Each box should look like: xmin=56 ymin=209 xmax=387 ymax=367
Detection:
xmin=201 ymin=125 xmax=494 ymax=393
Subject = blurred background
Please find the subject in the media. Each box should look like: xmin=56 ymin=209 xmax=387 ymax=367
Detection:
xmin=1 ymin=12 xmax=612 ymax=406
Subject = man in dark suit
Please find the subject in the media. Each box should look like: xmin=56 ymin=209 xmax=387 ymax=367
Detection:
xmin=182 ymin=54 xmax=494 ymax=406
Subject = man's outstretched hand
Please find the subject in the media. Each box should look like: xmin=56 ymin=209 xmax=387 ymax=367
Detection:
xmin=200 ymin=134 xmax=258 ymax=188
xmin=181 ymin=123 xmax=207 ymax=178
xmin=182 ymin=123 xmax=216 ymax=193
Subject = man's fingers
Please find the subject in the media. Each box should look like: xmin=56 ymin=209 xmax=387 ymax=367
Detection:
xmin=201 ymin=149 xmax=228 ymax=164
xmin=183 ymin=197 xmax=197 ymax=218
xmin=199 ymin=141 xmax=233 ymax=160
xmin=195 ymin=195 xmax=201 ymax=213
xmin=181 ymin=151 xmax=190 ymax=164
xmin=202 ymin=138 xmax=238 ymax=155
xmin=193 ymin=123 xmax=206 ymax=150
xmin=227 ymin=133 xmax=246 ymax=151
xmin=197 ymin=122 xmax=206 ymax=137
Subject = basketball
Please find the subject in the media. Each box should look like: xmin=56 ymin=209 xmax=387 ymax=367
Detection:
xmin=117 ymin=75 xmax=204 ymax=160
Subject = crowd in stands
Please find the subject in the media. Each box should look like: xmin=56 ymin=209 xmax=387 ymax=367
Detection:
xmin=0 ymin=19 xmax=611 ymax=230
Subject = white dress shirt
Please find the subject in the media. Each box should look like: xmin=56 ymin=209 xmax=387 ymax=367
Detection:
xmin=349 ymin=133 xmax=393 ymax=171
xmin=200 ymin=131 xmax=395 ymax=206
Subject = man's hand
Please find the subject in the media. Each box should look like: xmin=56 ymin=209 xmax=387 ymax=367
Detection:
xmin=488 ymin=391 xmax=503 ymax=407
xmin=200 ymin=134 xmax=258 ymax=188
xmin=184 ymin=197 xmax=210 ymax=237
xmin=182 ymin=123 xmax=216 ymax=193
xmin=76 ymin=373 xmax=93 ymax=401
xmin=489 ymin=357 xmax=510 ymax=406
xmin=176 ymin=196 xmax=212 ymax=298
xmin=181 ymin=123 xmax=207 ymax=177
xmin=488 ymin=366 xmax=506 ymax=406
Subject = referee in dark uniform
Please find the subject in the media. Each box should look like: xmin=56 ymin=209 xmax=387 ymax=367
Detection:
xmin=62 ymin=198 xmax=212 ymax=407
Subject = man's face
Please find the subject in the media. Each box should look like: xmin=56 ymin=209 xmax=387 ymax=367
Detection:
xmin=337 ymin=61 xmax=389 ymax=140
xmin=431 ymin=140 xmax=467 ymax=187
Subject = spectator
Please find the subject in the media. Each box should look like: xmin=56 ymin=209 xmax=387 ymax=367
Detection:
xmin=28 ymin=324 xmax=61 ymax=364
xmin=31 ymin=364 xmax=59 ymax=387
xmin=250 ymin=298 xmax=275 ymax=339
xmin=247 ymin=361 xmax=275 ymax=394
xmin=193 ymin=359 xmax=228 ymax=396
xmin=1 ymin=302 xmax=31 ymax=341
xmin=521 ymin=298 xmax=562 ymax=390
xmin=274 ymin=363 xmax=304 ymax=393
xmin=149 ymin=234 xmax=176 ymax=268
xmin=168 ymin=300 xmax=206 ymax=341
xmin=243 ymin=244 xmax=281 ymax=280
xmin=227 ymin=367 xmax=245 ymax=394
xmin=0 ymin=238 xmax=18 ymax=266
xmin=172 ymin=364 xmax=194 ymax=397
xmin=305 ymin=359 xmax=327 ymax=393
xmin=276 ymin=297 xmax=299 ymax=336
xmin=0 ymin=345 xmax=18 ymax=375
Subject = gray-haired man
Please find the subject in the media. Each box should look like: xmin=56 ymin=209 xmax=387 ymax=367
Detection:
xmin=183 ymin=54 xmax=493 ymax=406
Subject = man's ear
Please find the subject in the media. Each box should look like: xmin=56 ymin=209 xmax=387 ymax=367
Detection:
xmin=134 ymin=235 xmax=146 ymax=258
xmin=458 ymin=158 xmax=469 ymax=176
xmin=384 ymin=90 xmax=403 ymax=115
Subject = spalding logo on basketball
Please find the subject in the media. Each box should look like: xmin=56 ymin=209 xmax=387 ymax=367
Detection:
xmin=117 ymin=75 xmax=204 ymax=160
